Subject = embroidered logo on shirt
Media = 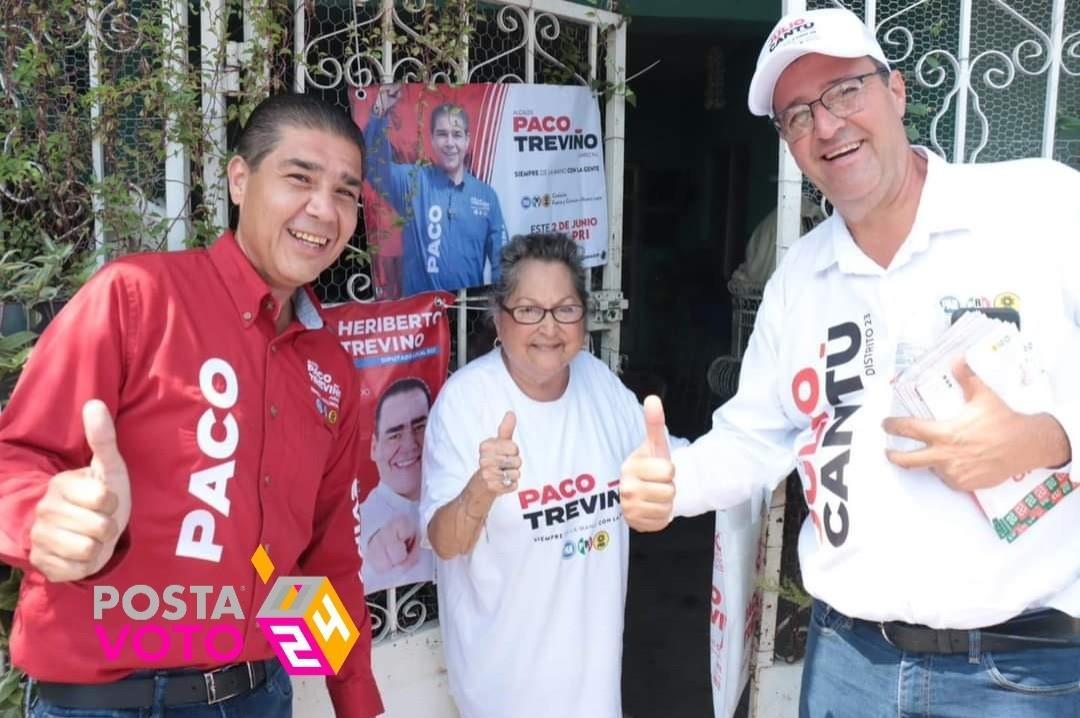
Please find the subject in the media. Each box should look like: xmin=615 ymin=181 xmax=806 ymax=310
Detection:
xmin=937 ymin=292 xmax=1021 ymax=315
xmin=315 ymin=399 xmax=339 ymax=426
xmin=470 ymin=196 xmax=490 ymax=217
xmin=994 ymin=291 xmax=1020 ymax=310
xmin=939 ymin=295 xmax=961 ymax=313
xmin=307 ymin=360 xmax=342 ymax=425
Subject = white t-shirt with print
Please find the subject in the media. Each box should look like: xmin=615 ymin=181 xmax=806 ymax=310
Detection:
xmin=420 ymin=349 xmax=644 ymax=718
xmin=673 ymin=149 xmax=1080 ymax=629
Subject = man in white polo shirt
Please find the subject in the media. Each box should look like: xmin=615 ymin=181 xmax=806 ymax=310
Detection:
xmin=620 ymin=7 xmax=1080 ymax=716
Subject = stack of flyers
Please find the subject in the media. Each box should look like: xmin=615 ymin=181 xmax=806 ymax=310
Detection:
xmin=892 ymin=312 xmax=1072 ymax=542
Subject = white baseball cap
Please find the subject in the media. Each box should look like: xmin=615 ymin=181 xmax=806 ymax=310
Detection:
xmin=748 ymin=8 xmax=889 ymax=117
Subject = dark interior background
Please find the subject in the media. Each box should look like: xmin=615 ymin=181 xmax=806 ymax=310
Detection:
xmin=616 ymin=3 xmax=782 ymax=716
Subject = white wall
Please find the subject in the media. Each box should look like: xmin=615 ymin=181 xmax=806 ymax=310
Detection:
xmin=294 ymin=625 xmax=459 ymax=718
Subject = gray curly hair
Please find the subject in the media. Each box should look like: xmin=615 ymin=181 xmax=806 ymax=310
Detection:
xmin=490 ymin=233 xmax=588 ymax=313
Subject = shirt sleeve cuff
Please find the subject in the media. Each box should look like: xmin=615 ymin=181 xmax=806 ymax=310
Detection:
xmin=671 ymin=445 xmax=711 ymax=518
xmin=327 ymin=672 xmax=385 ymax=718
xmin=0 ymin=476 xmax=51 ymax=571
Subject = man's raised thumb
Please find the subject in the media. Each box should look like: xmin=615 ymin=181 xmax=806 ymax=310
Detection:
xmin=497 ymin=411 xmax=516 ymax=441
xmin=643 ymin=395 xmax=670 ymax=460
xmin=83 ymin=400 xmax=126 ymax=484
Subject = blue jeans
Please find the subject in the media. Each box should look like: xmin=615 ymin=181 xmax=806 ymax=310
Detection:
xmin=25 ymin=660 xmax=292 ymax=718
xmin=801 ymin=600 xmax=1080 ymax=718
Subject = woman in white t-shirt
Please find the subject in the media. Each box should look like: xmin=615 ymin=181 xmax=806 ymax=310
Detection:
xmin=420 ymin=233 xmax=648 ymax=718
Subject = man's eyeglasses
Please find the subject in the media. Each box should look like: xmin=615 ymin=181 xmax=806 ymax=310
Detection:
xmin=772 ymin=68 xmax=891 ymax=142
xmin=499 ymin=303 xmax=586 ymax=325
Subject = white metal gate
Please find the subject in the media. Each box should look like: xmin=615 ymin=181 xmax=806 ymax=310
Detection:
xmin=755 ymin=1 xmax=1079 ymax=715
xmin=777 ymin=0 xmax=1079 ymax=260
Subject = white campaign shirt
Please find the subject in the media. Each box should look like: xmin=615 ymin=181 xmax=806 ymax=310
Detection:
xmin=359 ymin=482 xmax=435 ymax=592
xmin=420 ymin=349 xmax=644 ymax=718
xmin=674 ymin=149 xmax=1080 ymax=629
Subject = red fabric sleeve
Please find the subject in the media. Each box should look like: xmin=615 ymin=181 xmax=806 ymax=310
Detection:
xmin=297 ymin=366 xmax=384 ymax=717
xmin=0 ymin=264 xmax=134 ymax=570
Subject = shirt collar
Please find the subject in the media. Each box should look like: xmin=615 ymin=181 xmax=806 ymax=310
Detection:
xmin=294 ymin=286 xmax=325 ymax=330
xmin=208 ymin=230 xmax=324 ymax=330
xmin=431 ymin=166 xmax=470 ymax=190
xmin=373 ymin=482 xmax=418 ymax=511
xmin=812 ymin=146 xmax=973 ymax=275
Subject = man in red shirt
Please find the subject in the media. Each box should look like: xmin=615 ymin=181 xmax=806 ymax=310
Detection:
xmin=0 ymin=95 xmax=384 ymax=717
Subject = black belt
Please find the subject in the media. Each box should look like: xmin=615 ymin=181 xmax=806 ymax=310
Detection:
xmin=37 ymin=661 xmax=268 ymax=709
xmin=874 ymin=610 xmax=1080 ymax=654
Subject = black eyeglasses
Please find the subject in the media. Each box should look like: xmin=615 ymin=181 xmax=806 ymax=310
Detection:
xmin=499 ymin=302 xmax=586 ymax=325
xmin=772 ymin=68 xmax=891 ymax=142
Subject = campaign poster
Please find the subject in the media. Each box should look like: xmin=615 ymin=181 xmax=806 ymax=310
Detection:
xmin=710 ymin=498 xmax=766 ymax=717
xmin=324 ymin=291 xmax=454 ymax=594
xmin=351 ymin=83 xmax=608 ymax=300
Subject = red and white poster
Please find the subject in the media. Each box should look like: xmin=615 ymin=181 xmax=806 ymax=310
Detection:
xmin=710 ymin=497 xmax=767 ymax=717
xmin=324 ymin=291 xmax=454 ymax=594
xmin=351 ymin=83 xmax=608 ymax=300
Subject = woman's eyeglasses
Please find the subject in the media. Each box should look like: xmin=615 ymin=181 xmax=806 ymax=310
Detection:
xmin=499 ymin=303 xmax=586 ymax=325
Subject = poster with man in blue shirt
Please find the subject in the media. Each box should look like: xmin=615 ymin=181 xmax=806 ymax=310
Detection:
xmin=361 ymin=83 xmax=508 ymax=298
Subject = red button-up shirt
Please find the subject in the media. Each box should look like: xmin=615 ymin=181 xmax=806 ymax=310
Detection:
xmin=0 ymin=232 xmax=383 ymax=716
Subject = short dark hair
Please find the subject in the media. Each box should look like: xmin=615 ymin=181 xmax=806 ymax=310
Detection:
xmin=235 ymin=94 xmax=365 ymax=171
xmin=491 ymin=233 xmax=588 ymax=312
xmin=430 ymin=103 xmax=470 ymax=135
xmin=374 ymin=377 xmax=432 ymax=433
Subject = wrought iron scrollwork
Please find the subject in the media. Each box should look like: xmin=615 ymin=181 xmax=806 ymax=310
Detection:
xmin=295 ymin=0 xmax=617 ymax=643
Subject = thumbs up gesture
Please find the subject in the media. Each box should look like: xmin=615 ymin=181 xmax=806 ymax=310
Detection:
xmin=620 ymin=395 xmax=676 ymax=532
xmin=29 ymin=400 xmax=132 ymax=582
xmin=474 ymin=411 xmax=521 ymax=496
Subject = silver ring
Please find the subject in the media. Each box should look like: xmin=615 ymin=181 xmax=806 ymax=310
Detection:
xmin=501 ymin=470 xmax=512 ymax=487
